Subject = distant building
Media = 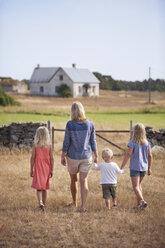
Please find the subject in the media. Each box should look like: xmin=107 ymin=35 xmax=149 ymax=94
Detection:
xmin=0 ymin=78 xmax=27 ymax=93
xmin=29 ymin=64 xmax=100 ymax=97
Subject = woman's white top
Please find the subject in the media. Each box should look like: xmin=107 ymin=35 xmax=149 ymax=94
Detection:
xmin=94 ymin=162 xmax=124 ymax=184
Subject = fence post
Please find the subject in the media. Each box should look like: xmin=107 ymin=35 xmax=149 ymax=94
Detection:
xmin=47 ymin=120 xmax=51 ymax=134
xmin=130 ymin=120 xmax=133 ymax=140
xmin=52 ymin=126 xmax=54 ymax=151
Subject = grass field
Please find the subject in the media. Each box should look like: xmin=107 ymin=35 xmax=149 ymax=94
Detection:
xmin=0 ymin=90 xmax=165 ymax=247
xmin=0 ymin=90 xmax=165 ymax=129
xmin=0 ymin=111 xmax=165 ymax=129
xmin=0 ymin=143 xmax=165 ymax=248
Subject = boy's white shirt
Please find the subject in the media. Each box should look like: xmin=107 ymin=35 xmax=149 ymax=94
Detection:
xmin=94 ymin=162 xmax=124 ymax=184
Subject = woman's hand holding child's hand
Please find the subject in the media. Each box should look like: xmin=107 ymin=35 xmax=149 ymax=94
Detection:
xmin=94 ymin=157 xmax=98 ymax=164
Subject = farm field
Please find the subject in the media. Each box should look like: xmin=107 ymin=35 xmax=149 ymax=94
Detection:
xmin=0 ymin=142 xmax=165 ymax=248
xmin=0 ymin=90 xmax=165 ymax=129
xmin=0 ymin=90 xmax=165 ymax=248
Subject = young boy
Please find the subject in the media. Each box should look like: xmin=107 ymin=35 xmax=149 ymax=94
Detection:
xmin=94 ymin=148 xmax=124 ymax=209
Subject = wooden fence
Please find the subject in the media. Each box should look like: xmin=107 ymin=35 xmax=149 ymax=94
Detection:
xmin=48 ymin=120 xmax=133 ymax=152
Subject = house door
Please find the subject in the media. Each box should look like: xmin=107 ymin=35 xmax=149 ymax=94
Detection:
xmin=83 ymin=84 xmax=90 ymax=96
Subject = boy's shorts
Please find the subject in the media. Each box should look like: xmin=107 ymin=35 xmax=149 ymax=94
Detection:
xmin=130 ymin=170 xmax=146 ymax=177
xmin=101 ymin=184 xmax=117 ymax=199
xmin=66 ymin=156 xmax=92 ymax=174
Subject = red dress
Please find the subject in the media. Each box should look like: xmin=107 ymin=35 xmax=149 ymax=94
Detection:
xmin=31 ymin=146 xmax=51 ymax=190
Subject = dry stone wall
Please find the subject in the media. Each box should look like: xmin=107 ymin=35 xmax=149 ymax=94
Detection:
xmin=0 ymin=122 xmax=164 ymax=149
xmin=146 ymin=127 xmax=165 ymax=147
xmin=0 ymin=122 xmax=47 ymax=148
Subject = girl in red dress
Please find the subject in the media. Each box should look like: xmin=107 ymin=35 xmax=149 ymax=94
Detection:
xmin=30 ymin=126 xmax=54 ymax=210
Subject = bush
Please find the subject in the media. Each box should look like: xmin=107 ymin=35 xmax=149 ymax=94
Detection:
xmin=0 ymin=85 xmax=20 ymax=106
xmin=56 ymin=84 xmax=72 ymax=97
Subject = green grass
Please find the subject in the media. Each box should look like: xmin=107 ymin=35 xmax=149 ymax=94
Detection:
xmin=0 ymin=110 xmax=164 ymax=129
xmin=88 ymin=112 xmax=165 ymax=129
xmin=0 ymin=112 xmax=69 ymax=125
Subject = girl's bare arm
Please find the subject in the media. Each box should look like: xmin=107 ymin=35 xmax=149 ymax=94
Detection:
xmin=30 ymin=145 xmax=36 ymax=177
xmin=148 ymin=150 xmax=152 ymax=175
xmin=121 ymin=147 xmax=133 ymax=170
xmin=49 ymin=145 xmax=54 ymax=177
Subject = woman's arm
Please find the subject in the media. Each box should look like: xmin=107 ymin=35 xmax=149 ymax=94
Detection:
xmin=148 ymin=150 xmax=152 ymax=175
xmin=61 ymin=151 xmax=67 ymax=166
xmin=93 ymin=151 xmax=98 ymax=164
xmin=49 ymin=145 xmax=54 ymax=177
xmin=30 ymin=145 xmax=36 ymax=177
xmin=121 ymin=147 xmax=133 ymax=170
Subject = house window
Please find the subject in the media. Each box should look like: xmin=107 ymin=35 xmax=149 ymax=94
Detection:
xmin=93 ymin=86 xmax=96 ymax=94
xmin=40 ymin=86 xmax=44 ymax=93
xmin=59 ymin=75 xmax=63 ymax=81
xmin=78 ymin=86 xmax=81 ymax=93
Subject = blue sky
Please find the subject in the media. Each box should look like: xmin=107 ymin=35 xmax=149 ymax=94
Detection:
xmin=0 ymin=0 xmax=165 ymax=81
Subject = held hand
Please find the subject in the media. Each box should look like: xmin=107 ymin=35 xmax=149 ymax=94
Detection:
xmin=30 ymin=171 xmax=34 ymax=177
xmin=94 ymin=156 xmax=98 ymax=164
xmin=148 ymin=168 xmax=152 ymax=176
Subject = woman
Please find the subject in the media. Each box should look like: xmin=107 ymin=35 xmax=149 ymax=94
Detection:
xmin=61 ymin=101 xmax=98 ymax=212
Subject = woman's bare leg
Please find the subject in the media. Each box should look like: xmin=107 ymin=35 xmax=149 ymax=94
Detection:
xmin=79 ymin=172 xmax=88 ymax=210
xmin=69 ymin=173 xmax=78 ymax=207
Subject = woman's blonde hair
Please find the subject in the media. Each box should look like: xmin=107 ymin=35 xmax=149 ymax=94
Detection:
xmin=132 ymin=123 xmax=147 ymax=145
xmin=70 ymin=101 xmax=86 ymax=121
xmin=34 ymin=126 xmax=50 ymax=148
xmin=102 ymin=148 xmax=113 ymax=161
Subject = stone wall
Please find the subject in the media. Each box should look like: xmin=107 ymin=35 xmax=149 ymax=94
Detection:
xmin=0 ymin=122 xmax=47 ymax=148
xmin=146 ymin=127 xmax=165 ymax=147
xmin=0 ymin=122 xmax=164 ymax=149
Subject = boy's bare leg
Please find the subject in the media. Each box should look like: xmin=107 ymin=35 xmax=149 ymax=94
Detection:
xmin=112 ymin=197 xmax=117 ymax=206
xmin=105 ymin=199 xmax=110 ymax=209
xmin=42 ymin=190 xmax=47 ymax=206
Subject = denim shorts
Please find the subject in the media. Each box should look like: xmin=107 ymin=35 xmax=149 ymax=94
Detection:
xmin=130 ymin=169 xmax=146 ymax=177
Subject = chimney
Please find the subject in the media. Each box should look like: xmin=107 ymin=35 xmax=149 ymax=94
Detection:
xmin=72 ymin=63 xmax=76 ymax=68
xmin=37 ymin=64 xmax=40 ymax=69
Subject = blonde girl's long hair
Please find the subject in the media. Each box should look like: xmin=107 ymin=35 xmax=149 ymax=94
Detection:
xmin=34 ymin=126 xmax=50 ymax=148
xmin=70 ymin=101 xmax=86 ymax=121
xmin=132 ymin=123 xmax=147 ymax=145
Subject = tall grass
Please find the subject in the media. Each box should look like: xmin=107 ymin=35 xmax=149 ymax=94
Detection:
xmin=0 ymin=143 xmax=165 ymax=248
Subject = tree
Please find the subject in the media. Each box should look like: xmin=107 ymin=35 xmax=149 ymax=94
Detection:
xmin=0 ymin=85 xmax=20 ymax=106
xmin=56 ymin=84 xmax=72 ymax=97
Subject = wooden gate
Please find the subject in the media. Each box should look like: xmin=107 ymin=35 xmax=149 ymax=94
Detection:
xmin=48 ymin=120 xmax=133 ymax=152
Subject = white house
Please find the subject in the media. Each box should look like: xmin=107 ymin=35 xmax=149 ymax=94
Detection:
xmin=30 ymin=64 xmax=100 ymax=97
xmin=0 ymin=78 xmax=27 ymax=93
